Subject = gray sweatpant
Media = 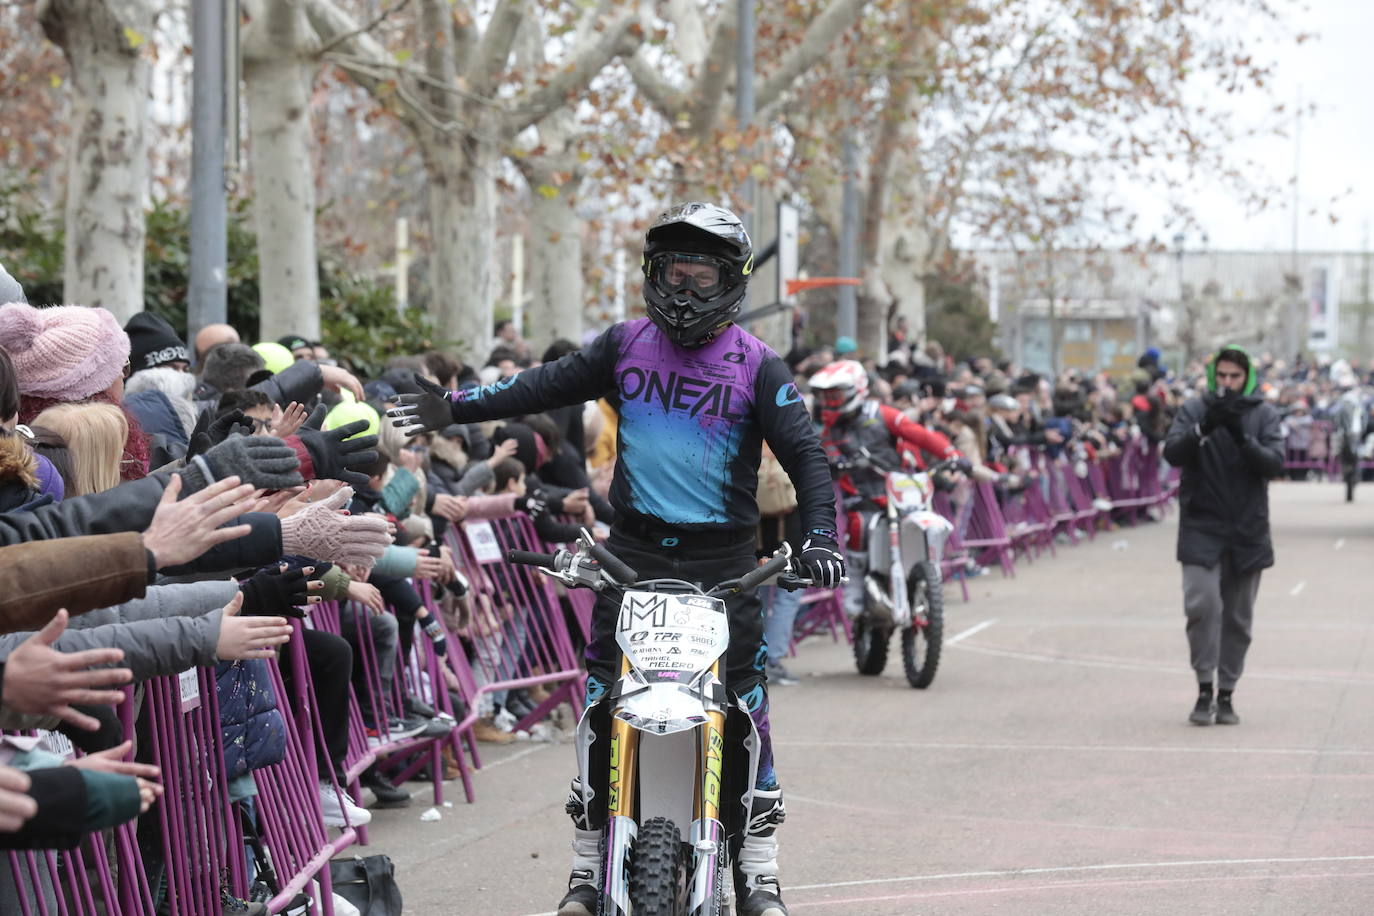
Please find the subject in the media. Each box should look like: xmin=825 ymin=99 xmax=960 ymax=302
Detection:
xmin=1181 ymin=560 xmax=1262 ymax=690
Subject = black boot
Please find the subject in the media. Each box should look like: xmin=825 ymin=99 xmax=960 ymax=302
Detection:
xmin=1215 ymin=689 xmax=1240 ymax=725
xmin=734 ymin=788 xmax=789 ymax=916
xmin=361 ymin=765 xmax=412 ymax=808
xmin=1189 ymin=683 xmax=1214 ymax=726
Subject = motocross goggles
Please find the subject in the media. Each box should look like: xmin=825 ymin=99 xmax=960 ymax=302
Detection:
xmin=645 ymin=252 xmax=731 ymax=307
xmin=817 ymin=388 xmax=854 ymax=408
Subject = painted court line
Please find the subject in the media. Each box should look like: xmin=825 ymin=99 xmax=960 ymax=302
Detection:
xmin=772 ymin=739 xmax=1374 ymax=757
xmin=1290 ymin=580 xmax=1307 ymax=596
xmin=946 ymin=618 xmax=998 ymax=645
xmin=480 ymin=744 xmax=550 ymax=771
xmin=951 ymin=641 xmax=1374 ymax=686
xmin=786 ymin=854 xmax=1374 ymax=894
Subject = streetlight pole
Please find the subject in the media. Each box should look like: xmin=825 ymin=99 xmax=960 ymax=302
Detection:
xmin=189 ymin=0 xmax=228 ymax=352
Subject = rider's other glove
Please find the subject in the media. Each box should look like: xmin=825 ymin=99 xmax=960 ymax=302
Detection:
xmin=291 ymin=421 xmax=379 ymax=488
xmin=180 ymin=435 xmax=304 ymax=495
xmin=798 ymin=529 xmax=846 ymax=589
xmin=515 ymin=489 xmax=548 ymax=519
xmin=388 ymin=374 xmax=455 ymax=438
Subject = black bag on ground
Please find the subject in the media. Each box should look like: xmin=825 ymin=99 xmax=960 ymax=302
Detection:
xmin=329 ymin=855 xmax=403 ymax=915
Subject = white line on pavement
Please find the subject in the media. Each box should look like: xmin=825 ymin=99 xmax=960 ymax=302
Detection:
xmin=950 ymin=642 xmax=1374 ymax=685
xmin=479 ymin=744 xmax=550 ymax=771
xmin=786 ymin=855 xmax=1374 ymax=894
xmin=1290 ymin=580 xmax=1307 ymax=596
xmin=772 ymin=739 xmax=1374 ymax=757
xmin=946 ymin=618 xmax=998 ymax=645
xmin=1335 ymin=538 xmax=1346 ymax=549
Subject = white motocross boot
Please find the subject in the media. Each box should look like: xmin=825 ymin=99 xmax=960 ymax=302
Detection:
xmin=557 ymin=778 xmax=602 ymax=916
xmin=734 ymin=787 xmax=789 ymax=916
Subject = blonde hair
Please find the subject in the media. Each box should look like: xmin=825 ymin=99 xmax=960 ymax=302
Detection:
xmin=32 ymin=402 xmax=127 ymax=495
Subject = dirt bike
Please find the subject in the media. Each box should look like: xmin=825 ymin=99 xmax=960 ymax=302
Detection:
xmin=509 ymin=531 xmax=809 ymax=916
xmin=841 ymin=450 xmax=961 ymax=689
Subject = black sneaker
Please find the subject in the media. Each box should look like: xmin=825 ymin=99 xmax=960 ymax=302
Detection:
xmin=1215 ymin=696 xmax=1240 ymax=725
xmin=361 ymin=767 xmax=413 ymax=808
xmin=405 ymin=696 xmax=438 ymax=719
xmin=1189 ymin=695 xmax=1214 ymax=726
xmin=556 ymin=878 xmax=598 ymax=916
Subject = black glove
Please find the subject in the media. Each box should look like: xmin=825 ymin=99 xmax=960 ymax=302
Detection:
xmin=295 ymin=421 xmax=379 ymax=488
xmin=1200 ymin=397 xmax=1228 ymax=436
xmin=180 ymin=435 xmax=304 ymax=494
xmin=1222 ymin=406 xmax=1247 ymax=443
xmin=388 ymin=374 xmax=455 ymax=438
xmin=797 ymin=529 xmax=846 ymax=589
xmin=422 ymin=617 xmax=448 ymax=657
xmin=302 ymin=403 xmax=328 ymax=431
xmin=187 ymin=409 xmax=252 ymax=460
xmin=515 ymin=489 xmax=548 ymax=519
xmin=239 ymin=565 xmax=312 ymax=618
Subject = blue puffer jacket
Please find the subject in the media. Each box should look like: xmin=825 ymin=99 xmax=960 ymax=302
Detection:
xmin=216 ymin=659 xmax=287 ymax=778
xmin=124 ymin=389 xmax=188 ymax=466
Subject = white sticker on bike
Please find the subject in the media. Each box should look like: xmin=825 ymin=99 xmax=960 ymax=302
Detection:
xmin=616 ymin=591 xmax=729 ymax=676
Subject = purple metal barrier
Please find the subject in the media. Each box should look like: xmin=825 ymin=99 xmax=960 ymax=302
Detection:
xmin=142 ymin=668 xmax=249 ymax=915
xmin=4 ymin=800 xmax=153 ymax=916
xmin=960 ymin=481 xmax=1015 ymax=576
xmin=443 ymin=513 xmax=585 ymax=739
xmin=1284 ymin=418 xmax=1332 ymax=477
xmin=788 ymin=589 xmax=849 ymax=651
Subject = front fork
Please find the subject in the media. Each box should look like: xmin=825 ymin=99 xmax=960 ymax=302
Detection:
xmin=596 ymin=658 xmax=735 ymax=915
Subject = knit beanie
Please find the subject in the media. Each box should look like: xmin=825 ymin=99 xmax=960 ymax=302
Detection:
xmin=0 ymin=303 xmax=130 ymax=400
xmin=125 ymin=312 xmax=189 ymax=373
xmin=0 ymin=262 xmax=25 ymax=305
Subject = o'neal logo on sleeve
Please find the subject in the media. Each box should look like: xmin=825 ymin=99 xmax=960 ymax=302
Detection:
xmin=775 ymin=382 xmax=802 ymax=406
xmin=619 ymin=367 xmax=746 ymax=420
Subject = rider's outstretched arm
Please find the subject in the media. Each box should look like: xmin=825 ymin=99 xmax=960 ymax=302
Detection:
xmin=754 ymin=358 xmax=839 ymax=538
xmin=393 ymin=329 xmax=619 ymax=434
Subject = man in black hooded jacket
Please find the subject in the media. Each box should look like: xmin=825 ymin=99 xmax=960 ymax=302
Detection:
xmin=1164 ymin=345 xmax=1283 ymax=726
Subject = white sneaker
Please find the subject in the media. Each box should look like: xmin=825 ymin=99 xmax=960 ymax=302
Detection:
xmin=319 ymin=782 xmax=372 ymax=828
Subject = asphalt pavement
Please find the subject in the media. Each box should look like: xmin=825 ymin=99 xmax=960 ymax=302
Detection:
xmin=366 ymin=481 xmax=1374 ymax=915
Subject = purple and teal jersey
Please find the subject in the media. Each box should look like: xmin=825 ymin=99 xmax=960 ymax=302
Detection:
xmin=446 ymin=318 xmax=835 ymax=536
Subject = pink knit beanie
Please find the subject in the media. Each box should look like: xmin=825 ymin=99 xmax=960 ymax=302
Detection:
xmin=0 ymin=303 xmax=131 ymax=401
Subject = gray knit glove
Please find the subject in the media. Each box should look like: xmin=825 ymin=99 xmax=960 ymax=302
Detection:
xmin=179 ymin=435 xmax=304 ymax=495
xmin=278 ymin=486 xmax=391 ymax=568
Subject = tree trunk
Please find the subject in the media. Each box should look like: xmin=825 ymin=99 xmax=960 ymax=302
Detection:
xmin=243 ymin=0 xmax=319 ymax=342
xmin=426 ymin=142 xmax=499 ymax=360
xmin=40 ymin=0 xmax=152 ymax=321
xmin=525 ymin=171 xmax=584 ymax=354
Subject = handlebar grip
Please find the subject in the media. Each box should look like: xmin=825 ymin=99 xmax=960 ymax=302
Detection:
xmin=590 ymin=543 xmax=639 ymax=585
xmin=737 ymin=552 xmax=792 ymax=593
xmin=507 ymin=549 xmax=558 ymax=569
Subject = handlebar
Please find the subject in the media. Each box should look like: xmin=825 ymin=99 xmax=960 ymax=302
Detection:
xmin=507 ymin=549 xmax=559 ymax=570
xmin=590 ymin=542 xmax=639 ymax=586
xmin=736 ymin=551 xmax=792 ymax=593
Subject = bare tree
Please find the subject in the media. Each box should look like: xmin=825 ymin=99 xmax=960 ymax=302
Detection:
xmin=39 ymin=0 xmax=155 ymax=320
xmin=304 ymin=0 xmax=643 ymax=360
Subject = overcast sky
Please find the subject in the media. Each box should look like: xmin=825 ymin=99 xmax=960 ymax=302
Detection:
xmin=1162 ymin=0 xmax=1374 ymax=253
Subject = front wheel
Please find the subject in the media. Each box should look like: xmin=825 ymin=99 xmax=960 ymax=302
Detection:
xmin=630 ymin=817 xmax=686 ymax=915
xmin=901 ymin=562 xmax=944 ymax=689
xmin=852 ymin=607 xmax=891 ymax=676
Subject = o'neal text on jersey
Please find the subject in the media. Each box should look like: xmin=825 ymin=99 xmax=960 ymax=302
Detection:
xmin=619 ymin=367 xmax=746 ymax=421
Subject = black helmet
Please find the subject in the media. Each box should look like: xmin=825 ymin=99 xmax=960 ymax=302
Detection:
xmin=642 ymin=202 xmax=753 ymax=347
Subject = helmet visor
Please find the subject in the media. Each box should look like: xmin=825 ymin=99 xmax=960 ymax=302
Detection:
xmin=647 ymin=253 xmax=728 ymax=307
xmin=817 ymin=388 xmax=852 ymax=409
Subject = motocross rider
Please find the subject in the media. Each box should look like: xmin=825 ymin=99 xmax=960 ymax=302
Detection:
xmin=808 ymin=359 xmax=963 ymax=618
xmin=389 ymin=202 xmax=842 ymax=916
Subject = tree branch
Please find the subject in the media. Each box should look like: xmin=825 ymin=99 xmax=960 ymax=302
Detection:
xmin=313 ymin=0 xmax=409 ymax=56
xmin=756 ymin=0 xmax=869 ymax=112
xmin=505 ymin=0 xmax=641 ymax=133
xmin=464 ymin=0 xmax=526 ymax=98
xmin=687 ymin=0 xmax=737 ymax=138
xmin=417 ymin=0 xmax=457 ymax=118
xmin=625 ymin=47 xmax=690 ymax=122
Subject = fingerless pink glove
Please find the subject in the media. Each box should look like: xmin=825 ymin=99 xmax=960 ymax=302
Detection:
xmin=279 ymin=486 xmax=391 ymax=568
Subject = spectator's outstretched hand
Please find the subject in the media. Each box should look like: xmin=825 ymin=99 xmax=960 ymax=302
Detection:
xmin=215 ymin=593 xmax=292 ymax=660
xmin=320 ymin=365 xmax=366 ymax=402
xmin=181 ymin=436 xmax=304 ymax=494
xmin=294 ymin=421 xmax=379 ymax=488
xmin=67 ymin=741 xmax=161 ymax=781
xmin=0 ymin=767 xmax=36 ymax=833
xmin=143 ymin=475 xmax=255 ymax=569
xmin=388 ymin=374 xmax=454 ymax=437
xmin=3 ymin=610 xmax=132 ymax=731
xmin=268 ymin=401 xmax=309 ymax=439
xmin=186 ymin=409 xmax=253 ymax=460
xmin=239 ymin=564 xmax=322 ymax=618
xmin=278 ymin=486 xmax=391 ymax=568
